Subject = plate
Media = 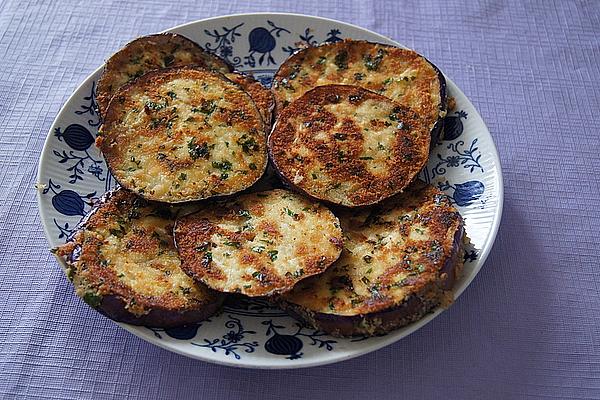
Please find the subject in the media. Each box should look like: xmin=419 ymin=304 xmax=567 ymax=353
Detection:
xmin=36 ymin=13 xmax=503 ymax=369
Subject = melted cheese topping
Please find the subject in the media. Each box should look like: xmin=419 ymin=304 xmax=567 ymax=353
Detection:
xmin=282 ymin=181 xmax=463 ymax=316
xmin=55 ymin=190 xmax=218 ymax=317
xmin=97 ymin=33 xmax=230 ymax=115
xmin=174 ymin=189 xmax=344 ymax=296
xmin=269 ymin=85 xmax=430 ymax=207
xmin=272 ymin=40 xmax=444 ymax=131
xmin=99 ymin=68 xmax=267 ymax=203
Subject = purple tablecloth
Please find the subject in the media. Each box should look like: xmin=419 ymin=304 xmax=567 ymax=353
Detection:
xmin=1 ymin=0 xmax=599 ymax=398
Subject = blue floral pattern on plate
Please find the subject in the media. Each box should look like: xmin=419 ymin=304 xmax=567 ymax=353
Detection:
xmin=37 ymin=14 xmax=502 ymax=368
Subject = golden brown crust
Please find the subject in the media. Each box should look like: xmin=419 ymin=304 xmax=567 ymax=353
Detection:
xmin=278 ymin=180 xmax=464 ymax=336
xmin=97 ymin=33 xmax=231 ymax=116
xmin=98 ymin=66 xmax=267 ymax=203
xmin=173 ymin=189 xmax=343 ymax=297
xmin=225 ymin=72 xmax=274 ymax=128
xmin=272 ymin=39 xmax=446 ymax=143
xmin=53 ymin=189 xmax=224 ymax=328
xmin=268 ymin=84 xmax=430 ymax=207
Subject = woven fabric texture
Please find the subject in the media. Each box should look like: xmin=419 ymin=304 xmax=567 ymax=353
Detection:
xmin=0 ymin=1 xmax=599 ymax=399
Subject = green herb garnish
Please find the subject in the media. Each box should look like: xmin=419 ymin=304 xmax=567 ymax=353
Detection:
xmin=252 ymin=271 xmax=267 ymax=282
xmin=145 ymin=100 xmax=166 ymax=111
xmin=237 ymin=135 xmax=259 ymax=154
xmin=237 ymin=209 xmax=251 ymax=219
xmin=284 ymin=207 xmax=298 ymax=218
xmin=188 ymin=138 xmax=209 ymax=160
xmin=83 ymin=292 xmax=102 ymax=308
xmin=163 ymin=54 xmax=175 ymax=67
xmin=267 ymin=250 xmax=278 ymax=261
xmin=212 ymin=160 xmax=232 ymax=171
xmin=363 ymin=49 xmax=386 ymax=71
xmin=334 ymin=50 xmax=348 ymax=70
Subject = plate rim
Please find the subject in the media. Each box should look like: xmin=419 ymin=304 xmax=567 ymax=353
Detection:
xmin=36 ymin=11 xmax=504 ymax=369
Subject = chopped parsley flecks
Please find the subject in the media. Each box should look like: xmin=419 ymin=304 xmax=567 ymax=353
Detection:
xmin=293 ymin=269 xmax=304 ymax=278
xmin=109 ymin=227 xmax=125 ymax=238
xmin=180 ymin=286 xmax=191 ymax=295
xmin=145 ymin=100 xmax=166 ymax=111
xmin=237 ymin=135 xmax=259 ymax=154
xmin=212 ymin=160 xmax=232 ymax=171
xmin=192 ymin=99 xmax=217 ymax=115
xmin=288 ymin=65 xmax=300 ymax=80
xmin=334 ymin=50 xmax=349 ymax=70
xmin=252 ymin=271 xmax=267 ymax=282
xmin=163 ymin=54 xmax=175 ymax=67
xmin=267 ymin=250 xmax=278 ymax=261
xmin=201 ymin=251 xmax=213 ymax=266
xmin=237 ymin=209 xmax=251 ymax=219
xmin=284 ymin=207 xmax=298 ymax=218
xmin=83 ymin=292 xmax=102 ymax=308
xmin=195 ymin=242 xmax=211 ymax=252
xmin=188 ymin=138 xmax=210 ymax=160
xmin=388 ymin=106 xmax=404 ymax=122
xmin=363 ymin=49 xmax=386 ymax=71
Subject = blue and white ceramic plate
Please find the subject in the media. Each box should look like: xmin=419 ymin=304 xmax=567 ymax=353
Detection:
xmin=37 ymin=13 xmax=503 ymax=369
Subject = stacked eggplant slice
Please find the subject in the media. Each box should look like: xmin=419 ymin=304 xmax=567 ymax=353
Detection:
xmin=54 ymin=34 xmax=464 ymax=337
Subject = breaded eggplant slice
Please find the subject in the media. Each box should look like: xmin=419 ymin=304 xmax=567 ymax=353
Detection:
xmin=272 ymin=40 xmax=446 ymax=143
xmin=226 ymin=72 xmax=275 ymax=127
xmin=98 ymin=67 xmax=268 ymax=203
xmin=269 ymin=85 xmax=430 ymax=207
xmin=53 ymin=189 xmax=224 ymax=328
xmin=96 ymin=33 xmax=231 ymax=116
xmin=279 ymin=180 xmax=464 ymax=337
xmin=174 ymin=189 xmax=343 ymax=297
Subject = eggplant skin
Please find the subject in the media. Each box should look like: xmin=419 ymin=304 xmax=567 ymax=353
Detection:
xmin=96 ymin=33 xmax=231 ymax=117
xmin=225 ymin=71 xmax=275 ymax=129
xmin=268 ymin=84 xmax=430 ymax=208
xmin=97 ymin=294 xmax=223 ymax=328
xmin=272 ymin=39 xmax=447 ymax=146
xmin=279 ymin=231 xmax=463 ymax=337
xmin=279 ymin=288 xmax=440 ymax=338
xmin=278 ymin=180 xmax=464 ymax=337
xmin=97 ymin=66 xmax=268 ymax=203
xmin=53 ymin=188 xmax=225 ymax=328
